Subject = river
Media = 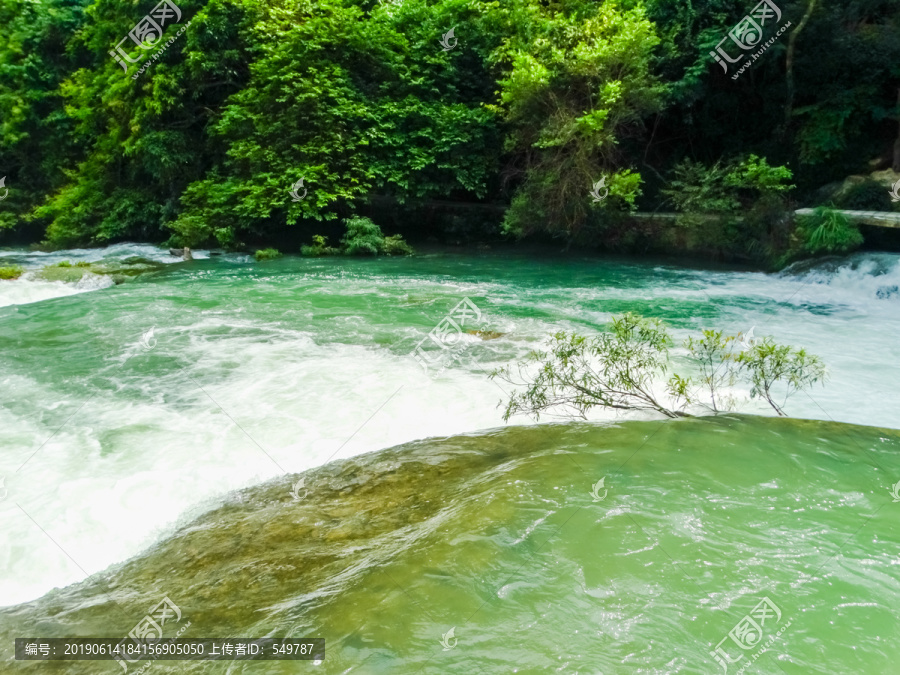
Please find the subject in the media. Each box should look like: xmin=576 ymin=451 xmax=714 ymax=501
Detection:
xmin=0 ymin=244 xmax=898 ymax=673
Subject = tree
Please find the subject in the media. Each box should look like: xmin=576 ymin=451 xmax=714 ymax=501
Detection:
xmin=675 ymin=330 xmax=742 ymax=414
xmin=492 ymin=314 xmax=684 ymax=421
xmin=493 ymin=315 xmax=826 ymax=421
xmin=735 ymin=338 xmax=826 ymax=416
xmin=0 ymin=0 xmax=90 ymax=237
xmin=491 ymin=0 xmax=662 ymax=240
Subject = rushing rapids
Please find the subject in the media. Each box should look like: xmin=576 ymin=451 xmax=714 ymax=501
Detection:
xmin=0 ymin=245 xmax=899 ymax=673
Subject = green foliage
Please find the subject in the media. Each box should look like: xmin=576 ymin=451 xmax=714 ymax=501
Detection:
xmin=726 ymin=155 xmax=795 ymax=195
xmin=340 ymin=216 xmax=413 ymax=256
xmin=0 ymin=266 xmax=24 ymax=280
xmin=491 ymin=1 xmax=662 ymax=240
xmin=0 ymin=0 xmax=89 ymax=237
xmin=254 ymin=248 xmax=281 ymax=261
xmin=673 ymin=330 xmax=742 ymax=414
xmin=381 ymin=234 xmax=415 ymax=256
xmin=664 ymin=155 xmax=794 ymax=214
xmin=164 ymin=0 xmax=501 ymax=247
xmin=341 ymin=217 xmax=384 ymax=256
xmin=663 ymin=160 xmax=740 ymax=213
xmin=48 ymin=260 xmax=90 ymax=268
xmin=300 ymin=235 xmax=340 ymax=257
xmin=661 ymin=155 xmax=795 ymax=262
xmin=302 ymin=218 xmax=412 ymax=256
xmin=493 ymin=313 xmax=682 ymax=420
xmin=2 ymin=0 xmax=899 ymax=258
xmin=735 ymin=338 xmax=827 ymax=417
xmin=494 ymin=316 xmax=826 ymax=419
xmin=791 ymin=207 xmax=864 ymax=257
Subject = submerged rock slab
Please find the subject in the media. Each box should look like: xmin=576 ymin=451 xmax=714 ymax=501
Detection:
xmin=31 ymin=259 xmax=168 ymax=285
xmin=1 ymin=416 xmax=899 ymax=674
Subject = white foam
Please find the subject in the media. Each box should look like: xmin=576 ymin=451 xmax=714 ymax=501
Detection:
xmin=0 ymin=243 xmax=208 ymax=308
xmin=1 ymin=247 xmax=899 ymax=608
xmin=0 ymin=277 xmax=94 ymax=308
xmin=0 ymin=333 xmax=509 ymax=606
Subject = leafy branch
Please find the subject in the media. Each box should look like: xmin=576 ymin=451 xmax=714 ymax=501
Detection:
xmin=493 ymin=315 xmax=826 ymax=421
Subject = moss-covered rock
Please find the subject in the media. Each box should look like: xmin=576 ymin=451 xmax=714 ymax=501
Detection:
xmin=0 ymin=266 xmax=24 ymax=280
xmin=467 ymin=329 xmax=505 ymax=340
xmin=33 ymin=259 xmax=165 ymax=284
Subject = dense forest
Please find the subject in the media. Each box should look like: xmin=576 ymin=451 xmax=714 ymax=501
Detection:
xmin=1 ymin=0 xmax=899 ymax=264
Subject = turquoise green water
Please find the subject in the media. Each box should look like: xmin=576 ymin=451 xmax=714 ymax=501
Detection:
xmin=1 ymin=416 xmax=899 ymax=674
xmin=1 ymin=245 xmax=899 ymax=673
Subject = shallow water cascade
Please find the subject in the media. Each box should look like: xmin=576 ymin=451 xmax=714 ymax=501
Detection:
xmin=2 ymin=416 xmax=899 ymax=674
xmin=1 ymin=245 xmax=900 ymax=673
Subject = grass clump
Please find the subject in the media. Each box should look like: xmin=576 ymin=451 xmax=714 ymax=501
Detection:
xmin=300 ymin=235 xmax=340 ymax=257
xmin=0 ymin=265 xmax=24 ymax=280
xmin=49 ymin=260 xmax=91 ymax=268
xmin=787 ymin=207 xmax=863 ymax=261
xmin=254 ymin=248 xmax=282 ymax=261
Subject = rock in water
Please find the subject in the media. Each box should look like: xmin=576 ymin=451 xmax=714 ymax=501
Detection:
xmin=467 ymin=329 xmax=504 ymax=340
xmin=183 ymin=247 xmax=193 ymax=261
xmin=168 ymin=248 xmax=182 ymax=257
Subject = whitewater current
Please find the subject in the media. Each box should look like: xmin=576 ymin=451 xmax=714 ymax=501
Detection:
xmin=0 ymin=244 xmax=898 ymax=608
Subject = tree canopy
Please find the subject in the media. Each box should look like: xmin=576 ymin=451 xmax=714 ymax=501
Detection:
xmin=0 ymin=0 xmax=898 ymax=258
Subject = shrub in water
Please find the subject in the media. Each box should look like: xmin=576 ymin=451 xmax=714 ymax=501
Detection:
xmin=341 ymin=217 xmax=383 ymax=256
xmin=493 ymin=314 xmax=825 ymax=420
xmin=381 ymin=234 xmax=414 ymax=256
xmin=340 ymin=217 xmax=413 ymax=256
xmin=301 ymin=235 xmax=340 ymax=257
xmin=254 ymin=248 xmax=281 ymax=261
xmin=0 ymin=266 xmax=24 ymax=280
